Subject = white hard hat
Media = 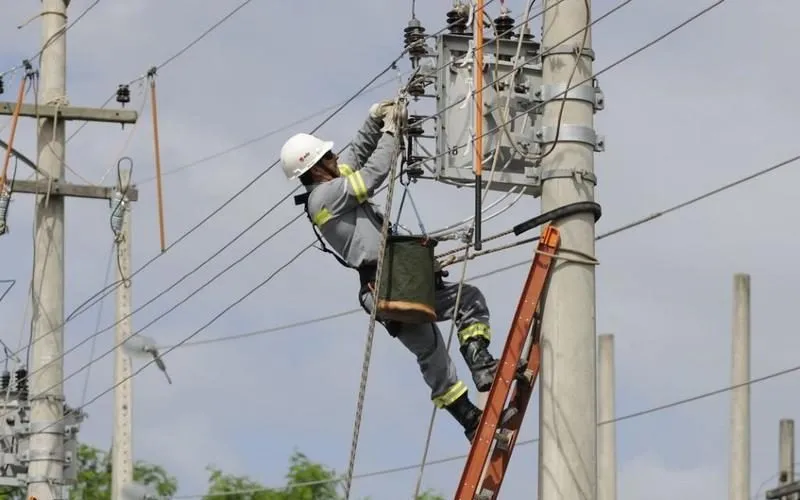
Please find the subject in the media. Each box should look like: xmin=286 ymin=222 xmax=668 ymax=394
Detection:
xmin=280 ymin=133 xmax=335 ymax=180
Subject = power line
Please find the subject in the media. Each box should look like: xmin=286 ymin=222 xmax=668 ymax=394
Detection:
xmin=0 ymin=33 xmax=414 ymax=371
xmin=65 ymin=0 xmax=256 ymax=144
xmin=149 ymin=0 xmax=255 ymax=76
xmin=158 ymin=150 xmax=800 ymax=349
xmin=173 ymin=360 xmax=800 ymax=498
xmin=32 ymin=241 xmax=317 ymax=438
xmin=409 ymin=0 xmax=730 ymax=183
xmin=48 ymin=0 xmax=740 ymax=418
xmin=136 ymin=74 xmax=405 ymax=184
xmin=1 ymin=0 xmax=102 ymax=78
xmin=2 ymin=0 xmax=517 ymax=375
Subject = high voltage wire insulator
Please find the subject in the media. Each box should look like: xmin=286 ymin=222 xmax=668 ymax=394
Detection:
xmin=0 ymin=189 xmax=10 ymax=236
xmin=15 ymin=368 xmax=27 ymax=400
xmin=446 ymin=8 xmax=469 ymax=34
xmin=406 ymin=115 xmax=425 ymax=137
xmin=404 ymin=18 xmax=428 ymax=62
xmin=0 ymin=371 xmax=9 ymax=391
xmin=109 ymin=190 xmax=127 ymax=236
xmin=405 ymin=162 xmax=425 ymax=179
xmin=0 ymin=76 xmax=4 ymax=94
xmin=494 ymin=14 xmax=515 ymax=38
xmin=116 ymin=84 xmax=130 ymax=107
xmin=407 ymin=76 xmax=428 ymax=98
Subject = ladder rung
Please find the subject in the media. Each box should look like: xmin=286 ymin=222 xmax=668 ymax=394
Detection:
xmin=453 ymin=225 xmax=561 ymax=500
xmin=476 ymin=489 xmax=494 ymax=500
xmin=494 ymin=428 xmax=515 ymax=451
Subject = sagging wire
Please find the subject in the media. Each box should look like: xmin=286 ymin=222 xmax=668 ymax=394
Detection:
xmin=147 ymin=67 xmax=167 ymax=253
xmin=110 ymin=157 xmax=133 ymax=288
xmin=0 ymin=279 xmax=15 ymax=305
xmin=80 ymin=244 xmax=114 ymax=407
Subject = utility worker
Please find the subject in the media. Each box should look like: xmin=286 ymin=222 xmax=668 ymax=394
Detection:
xmin=280 ymin=99 xmax=515 ymax=441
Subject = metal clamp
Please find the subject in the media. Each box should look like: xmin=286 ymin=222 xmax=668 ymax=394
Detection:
xmin=19 ymin=420 xmax=65 ymax=435
xmin=535 ymin=124 xmax=605 ymax=152
xmin=541 ymin=45 xmax=595 ymax=60
xmin=536 ymin=83 xmax=604 ymax=111
xmin=19 ymin=448 xmax=65 ymax=463
xmin=526 ymin=168 xmax=598 ymax=186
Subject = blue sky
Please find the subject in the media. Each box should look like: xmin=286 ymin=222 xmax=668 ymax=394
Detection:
xmin=0 ymin=0 xmax=799 ymax=498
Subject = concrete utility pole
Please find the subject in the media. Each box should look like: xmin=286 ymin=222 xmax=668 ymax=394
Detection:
xmin=112 ymin=168 xmax=133 ymax=500
xmin=729 ymin=273 xmax=750 ymax=500
xmin=26 ymin=2 xmax=69 ymax=497
xmin=597 ymin=334 xmax=616 ymax=500
xmin=537 ymin=0 xmax=599 ymax=498
xmin=766 ymin=419 xmax=799 ymax=499
xmin=0 ymin=1 xmax=140 ymax=497
xmin=779 ymin=420 xmax=795 ymax=494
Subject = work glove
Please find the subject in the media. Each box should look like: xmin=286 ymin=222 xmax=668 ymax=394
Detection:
xmin=381 ymin=100 xmax=407 ymax=135
xmin=369 ymin=100 xmax=395 ymax=122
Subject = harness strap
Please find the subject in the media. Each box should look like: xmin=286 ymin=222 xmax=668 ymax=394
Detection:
xmin=294 ymin=192 xmax=358 ymax=270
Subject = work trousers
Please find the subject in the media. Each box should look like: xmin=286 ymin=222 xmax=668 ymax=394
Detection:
xmin=358 ymin=278 xmax=493 ymax=409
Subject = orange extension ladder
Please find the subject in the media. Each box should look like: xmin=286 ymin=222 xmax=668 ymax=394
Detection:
xmin=453 ymin=224 xmax=560 ymax=500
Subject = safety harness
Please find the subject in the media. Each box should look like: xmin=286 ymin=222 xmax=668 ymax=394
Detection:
xmin=294 ymin=191 xmax=355 ymax=270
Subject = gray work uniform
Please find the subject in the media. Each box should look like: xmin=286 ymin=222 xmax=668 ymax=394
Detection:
xmin=304 ymin=116 xmax=494 ymax=408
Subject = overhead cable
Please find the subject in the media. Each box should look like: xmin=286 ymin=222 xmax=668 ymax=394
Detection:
xmin=2 ymin=0 xmax=515 ymax=369
xmin=157 ymin=150 xmax=800 ymax=349
xmin=1 ymin=0 xmax=102 ymax=78
xmin=172 ymin=360 xmax=800 ymax=497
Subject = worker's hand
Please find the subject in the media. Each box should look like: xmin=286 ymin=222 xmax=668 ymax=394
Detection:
xmin=369 ymin=100 xmax=395 ymax=122
xmin=381 ymin=100 xmax=407 ymax=134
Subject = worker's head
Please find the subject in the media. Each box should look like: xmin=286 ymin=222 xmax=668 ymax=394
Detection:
xmin=280 ymin=133 xmax=339 ymax=186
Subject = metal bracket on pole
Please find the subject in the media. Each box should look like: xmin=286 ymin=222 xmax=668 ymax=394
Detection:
xmin=536 ymin=83 xmax=605 ymax=111
xmin=541 ymin=45 xmax=596 ymax=60
xmin=535 ymin=124 xmax=605 ymax=152
xmin=529 ymin=168 xmax=598 ymax=186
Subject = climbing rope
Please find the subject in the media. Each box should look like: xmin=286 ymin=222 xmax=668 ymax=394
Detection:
xmin=410 ymin=4 xmax=534 ymax=489
xmin=341 ymin=95 xmax=408 ymax=500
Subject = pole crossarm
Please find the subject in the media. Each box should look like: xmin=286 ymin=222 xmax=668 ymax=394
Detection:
xmin=10 ymin=179 xmax=139 ymax=201
xmin=0 ymin=101 xmax=137 ymax=124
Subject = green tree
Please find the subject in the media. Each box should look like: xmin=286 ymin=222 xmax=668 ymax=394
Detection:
xmin=0 ymin=444 xmax=177 ymax=499
xmin=68 ymin=444 xmax=178 ymax=499
xmin=203 ymin=451 xmax=446 ymax=500
xmin=204 ymin=451 xmax=339 ymax=500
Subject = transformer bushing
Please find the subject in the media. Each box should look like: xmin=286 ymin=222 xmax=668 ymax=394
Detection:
xmin=446 ymin=8 xmax=469 ymax=34
xmin=404 ymin=18 xmax=428 ymax=63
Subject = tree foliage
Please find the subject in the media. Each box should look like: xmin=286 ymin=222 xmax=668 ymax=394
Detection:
xmin=0 ymin=444 xmax=177 ymax=500
xmin=0 ymin=445 xmax=446 ymax=500
xmin=203 ymin=451 xmax=446 ymax=500
xmin=69 ymin=444 xmax=178 ymax=499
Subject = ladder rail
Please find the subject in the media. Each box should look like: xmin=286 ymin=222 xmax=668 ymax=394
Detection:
xmin=453 ymin=225 xmax=561 ymax=500
xmin=480 ymin=315 xmax=544 ymax=496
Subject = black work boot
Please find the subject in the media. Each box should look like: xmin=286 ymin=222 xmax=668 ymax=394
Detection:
xmin=460 ymin=337 xmax=498 ymax=392
xmin=444 ymin=393 xmax=519 ymax=442
xmin=444 ymin=393 xmax=482 ymax=441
